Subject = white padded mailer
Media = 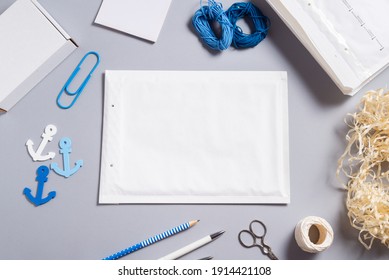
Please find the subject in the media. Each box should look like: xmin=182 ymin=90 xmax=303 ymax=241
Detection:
xmin=99 ymin=71 xmax=290 ymax=204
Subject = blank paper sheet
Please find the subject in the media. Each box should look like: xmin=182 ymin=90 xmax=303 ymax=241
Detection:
xmin=95 ymin=0 xmax=172 ymax=42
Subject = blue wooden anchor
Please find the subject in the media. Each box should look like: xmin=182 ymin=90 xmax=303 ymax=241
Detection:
xmin=51 ymin=137 xmax=83 ymax=178
xmin=23 ymin=165 xmax=56 ymax=206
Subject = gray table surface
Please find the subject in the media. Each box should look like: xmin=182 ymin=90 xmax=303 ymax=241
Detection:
xmin=1 ymin=0 xmax=389 ymax=260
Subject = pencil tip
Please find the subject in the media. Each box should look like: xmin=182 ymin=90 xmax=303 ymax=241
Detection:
xmin=189 ymin=220 xmax=200 ymax=227
xmin=210 ymin=230 xmax=225 ymax=239
xmin=199 ymin=256 xmax=213 ymax=260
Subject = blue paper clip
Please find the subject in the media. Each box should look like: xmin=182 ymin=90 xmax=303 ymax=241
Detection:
xmin=56 ymin=51 xmax=100 ymax=109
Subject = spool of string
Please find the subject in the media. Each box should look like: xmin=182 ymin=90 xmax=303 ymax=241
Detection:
xmin=192 ymin=1 xmax=270 ymax=51
xmin=192 ymin=0 xmax=233 ymax=51
xmin=294 ymin=216 xmax=334 ymax=253
xmin=226 ymin=2 xmax=270 ymax=49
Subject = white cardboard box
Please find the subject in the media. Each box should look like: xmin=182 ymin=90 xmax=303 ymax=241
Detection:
xmin=0 ymin=0 xmax=77 ymax=112
xmin=266 ymin=0 xmax=389 ymax=96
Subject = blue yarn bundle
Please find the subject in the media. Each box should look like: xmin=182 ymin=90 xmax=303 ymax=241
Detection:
xmin=227 ymin=2 xmax=270 ymax=48
xmin=192 ymin=0 xmax=233 ymax=50
xmin=192 ymin=0 xmax=270 ymax=51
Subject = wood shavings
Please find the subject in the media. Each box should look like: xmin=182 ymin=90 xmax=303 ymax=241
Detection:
xmin=337 ymin=89 xmax=389 ymax=249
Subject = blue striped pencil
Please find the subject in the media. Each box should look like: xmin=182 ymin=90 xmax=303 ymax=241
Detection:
xmin=102 ymin=220 xmax=199 ymax=260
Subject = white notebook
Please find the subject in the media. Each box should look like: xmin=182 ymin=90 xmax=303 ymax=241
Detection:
xmin=99 ymin=71 xmax=290 ymax=204
xmin=266 ymin=0 xmax=389 ymax=95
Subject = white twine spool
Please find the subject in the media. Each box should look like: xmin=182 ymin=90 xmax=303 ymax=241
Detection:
xmin=294 ymin=216 xmax=334 ymax=253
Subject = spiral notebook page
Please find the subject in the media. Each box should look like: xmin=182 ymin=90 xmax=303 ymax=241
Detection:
xmin=99 ymin=71 xmax=290 ymax=204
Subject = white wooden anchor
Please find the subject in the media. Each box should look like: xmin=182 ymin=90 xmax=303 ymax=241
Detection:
xmin=26 ymin=124 xmax=57 ymax=161
xmin=51 ymin=137 xmax=83 ymax=178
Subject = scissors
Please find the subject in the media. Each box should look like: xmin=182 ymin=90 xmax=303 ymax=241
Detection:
xmin=238 ymin=220 xmax=278 ymax=260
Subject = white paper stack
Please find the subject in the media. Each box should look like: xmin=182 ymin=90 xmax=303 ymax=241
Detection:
xmin=99 ymin=71 xmax=290 ymax=204
xmin=266 ymin=0 xmax=389 ymax=95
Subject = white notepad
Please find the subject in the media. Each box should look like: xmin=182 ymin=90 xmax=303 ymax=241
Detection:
xmin=95 ymin=0 xmax=172 ymax=42
xmin=99 ymin=71 xmax=290 ymax=204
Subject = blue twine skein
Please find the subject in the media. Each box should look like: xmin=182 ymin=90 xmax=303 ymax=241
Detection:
xmin=192 ymin=0 xmax=234 ymax=51
xmin=226 ymin=2 xmax=270 ymax=49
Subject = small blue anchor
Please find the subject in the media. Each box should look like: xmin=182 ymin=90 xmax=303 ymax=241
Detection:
xmin=23 ymin=166 xmax=56 ymax=206
xmin=51 ymin=137 xmax=83 ymax=178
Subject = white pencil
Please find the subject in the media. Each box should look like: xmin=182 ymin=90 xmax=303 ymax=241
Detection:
xmin=158 ymin=230 xmax=225 ymax=260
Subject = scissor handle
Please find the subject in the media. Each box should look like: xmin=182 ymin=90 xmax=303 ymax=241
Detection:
xmin=239 ymin=220 xmax=278 ymax=260
xmin=249 ymin=220 xmax=267 ymax=238
xmin=238 ymin=229 xmax=258 ymax=248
